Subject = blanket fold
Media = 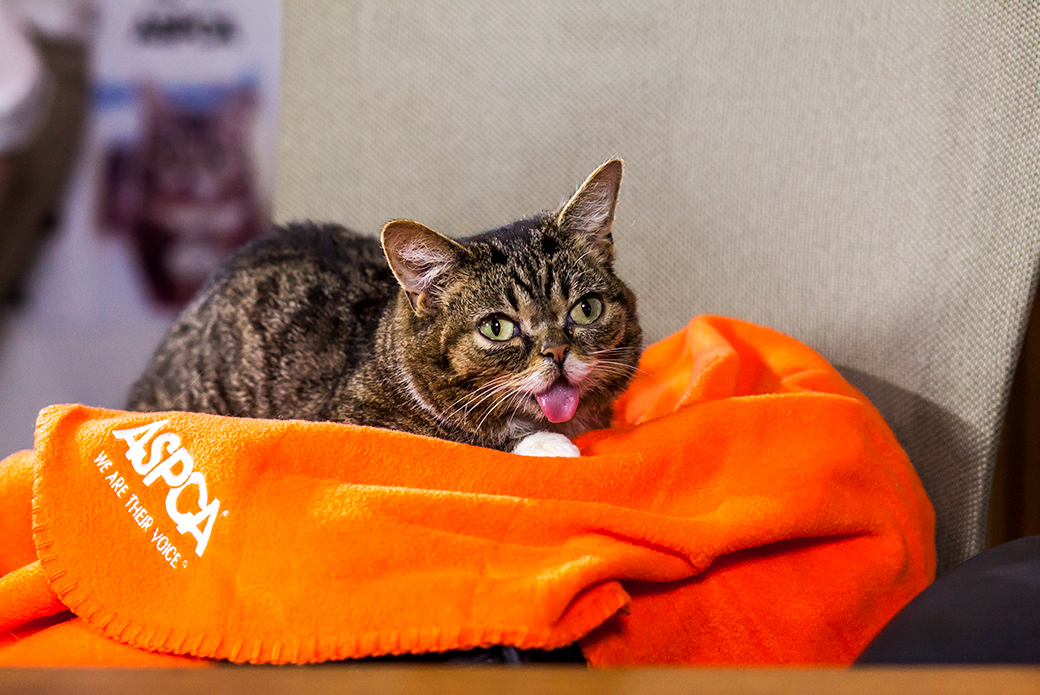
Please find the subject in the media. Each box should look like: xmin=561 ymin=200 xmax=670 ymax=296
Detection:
xmin=0 ymin=315 xmax=935 ymax=666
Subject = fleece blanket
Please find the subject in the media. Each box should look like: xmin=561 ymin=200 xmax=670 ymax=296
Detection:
xmin=0 ymin=315 xmax=935 ymax=666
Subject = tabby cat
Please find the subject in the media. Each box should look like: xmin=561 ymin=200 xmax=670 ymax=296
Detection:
xmin=127 ymin=159 xmax=642 ymax=455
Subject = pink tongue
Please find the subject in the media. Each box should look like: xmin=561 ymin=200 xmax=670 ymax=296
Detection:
xmin=535 ymin=380 xmax=580 ymax=423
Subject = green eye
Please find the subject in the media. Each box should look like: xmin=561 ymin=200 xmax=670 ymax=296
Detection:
xmin=479 ymin=316 xmax=517 ymax=341
xmin=569 ymin=296 xmax=603 ymax=325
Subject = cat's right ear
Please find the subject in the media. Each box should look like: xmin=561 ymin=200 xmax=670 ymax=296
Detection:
xmin=381 ymin=220 xmax=465 ymax=316
xmin=556 ymin=158 xmax=623 ymax=266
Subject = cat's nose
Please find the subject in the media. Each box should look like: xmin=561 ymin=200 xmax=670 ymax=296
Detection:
xmin=541 ymin=343 xmax=568 ymax=364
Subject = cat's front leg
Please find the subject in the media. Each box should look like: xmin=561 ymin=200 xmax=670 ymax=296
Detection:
xmin=511 ymin=431 xmax=581 ymax=457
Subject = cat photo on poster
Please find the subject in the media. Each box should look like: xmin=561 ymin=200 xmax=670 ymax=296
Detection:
xmin=99 ymin=82 xmax=263 ymax=305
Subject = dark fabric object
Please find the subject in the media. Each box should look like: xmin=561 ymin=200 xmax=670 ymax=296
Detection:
xmin=857 ymin=536 xmax=1040 ymax=664
xmin=366 ymin=644 xmax=585 ymax=665
xmin=0 ymin=36 xmax=89 ymax=305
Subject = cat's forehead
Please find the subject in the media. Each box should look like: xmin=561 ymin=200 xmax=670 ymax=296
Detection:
xmin=462 ymin=216 xmax=582 ymax=267
xmin=457 ymin=215 xmax=603 ymax=311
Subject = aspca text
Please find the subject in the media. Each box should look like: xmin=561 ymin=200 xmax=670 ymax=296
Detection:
xmin=110 ymin=420 xmax=221 ymax=557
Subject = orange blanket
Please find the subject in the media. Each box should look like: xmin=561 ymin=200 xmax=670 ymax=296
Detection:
xmin=0 ymin=315 xmax=935 ymax=666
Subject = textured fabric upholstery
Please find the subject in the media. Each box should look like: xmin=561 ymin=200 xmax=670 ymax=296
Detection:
xmin=274 ymin=1 xmax=1040 ymax=573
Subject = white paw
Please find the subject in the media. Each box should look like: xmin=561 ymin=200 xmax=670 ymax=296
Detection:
xmin=511 ymin=431 xmax=581 ymax=457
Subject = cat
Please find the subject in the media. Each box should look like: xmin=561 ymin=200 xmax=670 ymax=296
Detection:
xmin=126 ymin=159 xmax=642 ymax=455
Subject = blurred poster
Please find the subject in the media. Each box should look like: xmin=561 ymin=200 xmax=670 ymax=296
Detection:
xmin=0 ymin=0 xmax=280 ymax=453
xmin=91 ymin=0 xmax=279 ymax=307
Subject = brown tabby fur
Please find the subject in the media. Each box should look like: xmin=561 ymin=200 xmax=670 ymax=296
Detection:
xmin=127 ymin=159 xmax=642 ymax=451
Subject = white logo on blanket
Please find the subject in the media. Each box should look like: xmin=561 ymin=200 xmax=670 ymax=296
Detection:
xmin=109 ymin=420 xmax=222 ymax=558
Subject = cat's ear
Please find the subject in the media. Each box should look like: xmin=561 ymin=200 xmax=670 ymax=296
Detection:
xmin=381 ymin=220 xmax=465 ymax=316
xmin=556 ymin=158 xmax=623 ymax=265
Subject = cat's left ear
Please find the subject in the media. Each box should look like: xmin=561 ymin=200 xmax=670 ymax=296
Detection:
xmin=556 ymin=158 xmax=623 ymax=265
xmin=382 ymin=220 xmax=465 ymax=316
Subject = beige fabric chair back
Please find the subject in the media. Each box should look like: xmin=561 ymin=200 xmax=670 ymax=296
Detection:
xmin=276 ymin=2 xmax=1040 ymax=573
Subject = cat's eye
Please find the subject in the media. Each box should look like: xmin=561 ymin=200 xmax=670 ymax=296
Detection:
xmin=478 ymin=316 xmax=517 ymax=341
xmin=569 ymin=295 xmax=603 ymax=325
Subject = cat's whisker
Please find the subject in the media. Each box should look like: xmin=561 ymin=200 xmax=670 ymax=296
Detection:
xmin=591 ymin=359 xmax=636 ymax=372
xmin=590 ymin=364 xmax=634 ymax=378
xmin=476 ymin=375 xmax=535 ymax=432
xmin=453 ymin=390 xmax=507 ymax=422
xmin=593 ymin=358 xmax=656 ymax=381
xmin=476 ymin=388 xmax=520 ymax=433
xmin=589 ymin=350 xmax=648 ymax=369
xmin=446 ymin=375 xmax=530 ymax=429
xmin=508 ymin=391 xmax=528 ymax=423
xmin=447 ymin=384 xmax=499 ymax=415
xmin=589 ymin=346 xmax=642 ymax=356
xmin=445 ymin=374 xmax=513 ymax=410
xmin=593 ymin=358 xmax=640 ymax=373
xmin=589 ymin=350 xmax=644 ymax=367
xmin=445 ymin=375 xmax=517 ymax=420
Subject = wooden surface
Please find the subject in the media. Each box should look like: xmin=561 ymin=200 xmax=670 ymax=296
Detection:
xmin=1 ymin=666 xmax=1039 ymax=695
